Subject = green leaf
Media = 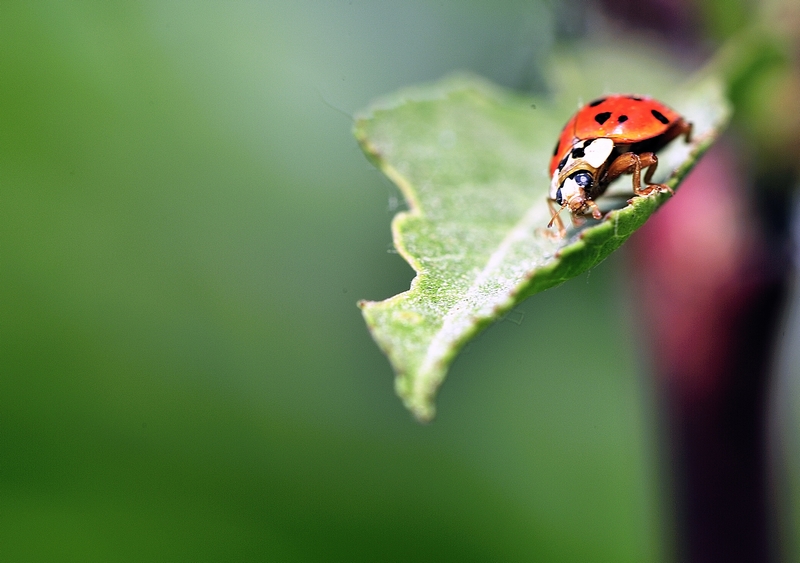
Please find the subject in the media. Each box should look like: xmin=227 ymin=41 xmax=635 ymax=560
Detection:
xmin=356 ymin=47 xmax=731 ymax=422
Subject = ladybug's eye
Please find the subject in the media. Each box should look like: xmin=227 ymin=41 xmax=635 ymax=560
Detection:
xmin=572 ymin=171 xmax=593 ymax=189
xmin=555 ymin=187 xmax=563 ymax=206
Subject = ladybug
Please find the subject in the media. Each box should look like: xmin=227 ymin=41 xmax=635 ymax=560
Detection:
xmin=547 ymin=94 xmax=692 ymax=234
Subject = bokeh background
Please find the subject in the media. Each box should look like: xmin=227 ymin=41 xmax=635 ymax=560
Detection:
xmin=1 ymin=2 xmax=798 ymax=562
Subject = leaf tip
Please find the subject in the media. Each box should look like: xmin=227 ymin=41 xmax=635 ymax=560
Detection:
xmin=397 ymin=389 xmax=436 ymax=423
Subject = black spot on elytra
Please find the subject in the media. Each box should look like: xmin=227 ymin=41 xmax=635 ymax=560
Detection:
xmin=588 ymin=98 xmax=606 ymax=107
xmin=552 ymin=141 xmax=560 ymax=156
xmin=571 ymin=146 xmax=585 ymax=158
xmin=651 ymin=109 xmax=670 ymax=124
xmin=628 ymin=96 xmax=643 ymax=101
xmin=618 ymin=115 xmax=628 ymax=123
xmin=594 ymin=112 xmax=611 ymax=125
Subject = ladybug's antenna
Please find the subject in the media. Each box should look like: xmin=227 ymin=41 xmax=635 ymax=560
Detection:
xmin=547 ymin=203 xmax=564 ymax=229
xmin=547 ymin=202 xmax=567 ymax=237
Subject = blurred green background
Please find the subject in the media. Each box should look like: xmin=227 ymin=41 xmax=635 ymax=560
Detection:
xmin=0 ymin=2 xmax=744 ymax=561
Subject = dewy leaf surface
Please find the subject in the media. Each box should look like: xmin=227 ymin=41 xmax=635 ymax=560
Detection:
xmin=356 ymin=50 xmax=730 ymax=422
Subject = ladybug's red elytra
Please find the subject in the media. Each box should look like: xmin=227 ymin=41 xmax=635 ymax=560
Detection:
xmin=547 ymin=94 xmax=692 ymax=235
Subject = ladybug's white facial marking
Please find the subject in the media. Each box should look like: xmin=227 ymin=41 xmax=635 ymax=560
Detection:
xmin=550 ymin=138 xmax=614 ymax=200
xmin=559 ymin=175 xmax=583 ymax=203
xmin=550 ymin=166 xmax=562 ymax=200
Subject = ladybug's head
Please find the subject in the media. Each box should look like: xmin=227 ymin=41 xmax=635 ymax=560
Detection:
xmin=549 ymin=137 xmax=614 ymax=220
xmin=555 ymin=169 xmax=595 ymax=215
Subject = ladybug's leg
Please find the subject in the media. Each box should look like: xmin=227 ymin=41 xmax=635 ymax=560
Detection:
xmin=675 ymin=118 xmax=693 ymax=144
xmin=569 ymin=214 xmax=587 ymax=228
xmin=605 ymin=152 xmax=673 ymax=197
xmin=638 ymin=153 xmax=674 ymax=196
xmin=604 ymin=152 xmax=645 ymax=189
xmin=585 ymin=199 xmax=603 ymax=221
xmin=641 ymin=153 xmax=658 ymax=184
